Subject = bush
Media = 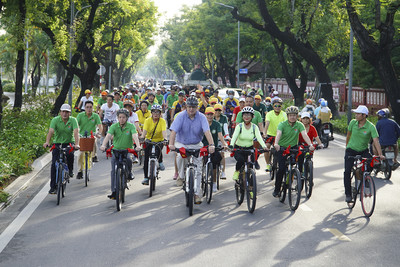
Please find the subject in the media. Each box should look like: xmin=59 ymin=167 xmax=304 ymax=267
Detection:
xmin=3 ymin=83 xmax=15 ymax=92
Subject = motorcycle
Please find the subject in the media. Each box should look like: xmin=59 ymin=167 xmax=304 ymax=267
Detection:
xmin=319 ymin=123 xmax=331 ymax=148
xmin=373 ymin=145 xmax=395 ymax=180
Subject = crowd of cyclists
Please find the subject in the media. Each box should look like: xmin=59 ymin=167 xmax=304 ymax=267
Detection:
xmin=43 ymin=81 xmax=400 ymax=208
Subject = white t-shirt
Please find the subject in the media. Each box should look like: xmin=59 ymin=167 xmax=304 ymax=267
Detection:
xmin=101 ymin=103 xmax=120 ymax=123
xmin=80 ymin=96 xmax=93 ymax=110
xmin=128 ymin=112 xmax=139 ymax=124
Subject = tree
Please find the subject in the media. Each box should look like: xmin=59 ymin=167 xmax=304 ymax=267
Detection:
xmin=345 ymin=0 xmax=400 ymax=123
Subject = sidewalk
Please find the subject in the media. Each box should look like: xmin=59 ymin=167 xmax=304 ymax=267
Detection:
xmin=0 ymin=152 xmax=52 ymax=211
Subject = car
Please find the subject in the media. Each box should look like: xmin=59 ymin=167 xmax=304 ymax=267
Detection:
xmin=161 ymin=80 xmax=177 ymax=89
xmin=217 ymin=88 xmax=241 ymax=100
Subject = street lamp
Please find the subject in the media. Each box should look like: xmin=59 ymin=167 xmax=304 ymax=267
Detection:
xmin=215 ymin=2 xmax=240 ymax=88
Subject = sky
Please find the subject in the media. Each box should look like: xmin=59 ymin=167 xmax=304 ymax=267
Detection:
xmin=148 ymin=0 xmax=203 ymax=57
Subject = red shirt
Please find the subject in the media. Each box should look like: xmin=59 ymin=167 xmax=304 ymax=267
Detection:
xmin=233 ymin=106 xmax=241 ymax=116
xmin=299 ymin=125 xmax=318 ymax=145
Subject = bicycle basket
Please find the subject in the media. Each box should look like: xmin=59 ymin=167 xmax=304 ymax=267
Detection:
xmin=79 ymin=137 xmax=95 ymax=151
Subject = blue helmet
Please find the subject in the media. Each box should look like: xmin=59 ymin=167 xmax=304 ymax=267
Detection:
xmin=377 ymin=108 xmax=389 ymax=118
xmin=318 ymin=98 xmax=325 ymax=104
xmin=321 ymin=100 xmax=327 ymax=107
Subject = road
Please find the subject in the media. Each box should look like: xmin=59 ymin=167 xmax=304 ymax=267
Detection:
xmin=0 ymin=135 xmax=399 ymax=266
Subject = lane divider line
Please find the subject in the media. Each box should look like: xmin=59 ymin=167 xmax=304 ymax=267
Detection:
xmin=0 ymin=184 xmax=48 ymax=253
xmin=299 ymin=203 xmax=313 ymax=211
xmin=323 ymin=228 xmax=351 ymax=242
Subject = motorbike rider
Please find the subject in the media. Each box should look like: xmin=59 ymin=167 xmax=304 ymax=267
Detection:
xmin=317 ymin=100 xmax=333 ymax=140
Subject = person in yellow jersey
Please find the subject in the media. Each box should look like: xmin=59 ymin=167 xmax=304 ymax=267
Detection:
xmin=136 ymin=100 xmax=151 ymax=130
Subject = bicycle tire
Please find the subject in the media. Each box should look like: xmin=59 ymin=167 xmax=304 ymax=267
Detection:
xmin=384 ymin=160 xmax=392 ymax=180
xmin=361 ymin=173 xmax=376 ymax=217
xmin=246 ymin=169 xmax=257 ymax=213
xmin=279 ymin=173 xmax=287 ymax=203
xmin=270 ymin=152 xmax=276 ymax=180
xmin=201 ymin=164 xmax=207 ymax=197
xmin=305 ymin=160 xmax=313 ymax=199
xmin=235 ymin=171 xmax=245 ymax=205
xmin=288 ymin=168 xmax=301 ymax=211
xmin=188 ymin=169 xmax=194 ymax=216
xmin=122 ymin=169 xmax=127 ymax=203
xmin=149 ymin=160 xmax=155 ymax=197
xmin=85 ymin=152 xmax=89 ymax=187
xmin=56 ymin=166 xmax=63 ymax=205
xmin=347 ymin=169 xmax=358 ymax=209
xmin=62 ymin=172 xmax=67 ymax=198
xmin=216 ymin=164 xmax=221 ymax=190
xmin=115 ymin=167 xmax=122 ymax=211
xmin=205 ymin=162 xmax=213 ymax=204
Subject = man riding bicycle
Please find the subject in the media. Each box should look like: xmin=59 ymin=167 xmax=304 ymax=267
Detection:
xmin=99 ymin=94 xmax=120 ymax=137
xmin=169 ymin=96 xmax=215 ymax=205
xmin=223 ymin=90 xmax=239 ymax=122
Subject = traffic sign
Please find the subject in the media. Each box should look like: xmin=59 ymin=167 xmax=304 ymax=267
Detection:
xmin=97 ymin=65 xmax=106 ymax=76
xmin=239 ymin=68 xmax=248 ymax=74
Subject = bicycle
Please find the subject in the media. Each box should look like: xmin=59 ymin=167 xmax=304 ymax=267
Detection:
xmin=347 ymin=155 xmax=379 ymax=217
xmin=300 ymin=145 xmax=316 ymax=199
xmin=278 ymin=146 xmax=302 ymax=211
xmin=144 ymin=140 xmax=166 ymax=197
xmin=173 ymin=147 xmax=208 ymax=216
xmin=106 ymin=146 xmax=136 ymax=211
xmin=102 ymin=120 xmax=113 ymax=149
xmin=264 ymin=136 xmax=276 ymax=180
xmin=231 ymin=147 xmax=266 ymax=213
xmin=50 ymin=144 xmax=74 ymax=205
xmin=79 ymin=131 xmax=95 ymax=187
xmin=201 ymin=146 xmax=224 ymax=204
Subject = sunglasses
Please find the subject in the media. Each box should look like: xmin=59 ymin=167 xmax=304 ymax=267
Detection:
xmin=215 ymin=109 xmax=222 ymax=111
xmin=274 ymin=105 xmax=282 ymax=108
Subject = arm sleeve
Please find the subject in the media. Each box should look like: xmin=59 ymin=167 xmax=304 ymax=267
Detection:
xmin=236 ymin=112 xmax=243 ymax=123
xmin=223 ymin=123 xmax=229 ymax=136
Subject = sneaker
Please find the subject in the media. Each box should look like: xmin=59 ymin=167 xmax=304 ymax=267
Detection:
xmin=142 ymin=178 xmax=149 ymax=185
xmin=255 ymin=161 xmax=260 ymax=170
xmin=265 ymin=164 xmax=271 ymax=172
xmin=212 ymin=183 xmax=218 ymax=192
xmin=195 ymin=195 xmax=202 ymax=204
xmin=176 ymin=178 xmax=184 ymax=187
xmin=133 ymin=156 xmax=139 ymax=164
xmin=48 ymin=188 xmax=57 ymax=194
xmin=345 ymin=195 xmax=352 ymax=202
xmin=393 ymin=162 xmax=400 ymax=170
xmin=76 ymin=171 xmax=83 ymax=179
xmin=127 ymin=172 xmax=134 ymax=180
xmin=69 ymin=170 xmax=74 ymax=178
xmin=92 ymin=156 xmax=98 ymax=162
xmin=232 ymin=171 xmax=240 ymax=181
xmin=272 ymin=191 xmax=279 ymax=198
xmin=173 ymin=172 xmax=178 ymax=180
xmin=159 ymin=162 xmax=165 ymax=171
xmin=220 ymin=172 xmax=226 ymax=180
xmin=108 ymin=192 xmax=116 ymax=199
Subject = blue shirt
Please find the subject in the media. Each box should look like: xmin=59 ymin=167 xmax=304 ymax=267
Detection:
xmin=314 ymin=106 xmax=321 ymax=118
xmin=170 ymin=110 xmax=210 ymax=145
xmin=376 ymin=118 xmax=400 ymax=146
xmin=163 ymin=92 xmax=170 ymax=102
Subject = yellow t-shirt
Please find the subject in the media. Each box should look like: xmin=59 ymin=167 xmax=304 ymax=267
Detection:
xmin=318 ymin=108 xmax=332 ymax=124
xmin=143 ymin=117 xmax=167 ymax=142
xmin=265 ymin=110 xmax=287 ymax=136
xmin=136 ymin=109 xmax=151 ymax=129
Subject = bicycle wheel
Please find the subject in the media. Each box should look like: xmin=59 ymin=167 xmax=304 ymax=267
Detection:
xmin=62 ymin=172 xmax=67 ymax=198
xmin=347 ymin=169 xmax=358 ymax=209
xmin=279 ymin=172 xmax=287 ymax=203
xmin=85 ymin=152 xmax=89 ymax=187
xmin=216 ymin=164 xmax=221 ymax=190
xmin=270 ymin=152 xmax=276 ymax=180
xmin=149 ymin=160 xmax=155 ymax=197
xmin=235 ymin=171 xmax=245 ymax=205
xmin=115 ymin=167 xmax=122 ymax=211
xmin=205 ymin=162 xmax=213 ymax=204
xmin=246 ymin=169 xmax=257 ymax=213
xmin=56 ymin=166 xmax=63 ymax=205
xmin=288 ymin=168 xmax=301 ymax=211
xmin=361 ymin=173 xmax=376 ymax=217
xmin=383 ymin=160 xmax=392 ymax=180
xmin=201 ymin=164 xmax=207 ymax=197
xmin=304 ymin=160 xmax=313 ymax=199
xmin=188 ymin=169 xmax=194 ymax=216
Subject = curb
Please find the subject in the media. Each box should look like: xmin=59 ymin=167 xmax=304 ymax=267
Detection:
xmin=0 ymin=152 xmax=52 ymax=211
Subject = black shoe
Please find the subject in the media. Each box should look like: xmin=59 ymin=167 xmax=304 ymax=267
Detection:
xmin=108 ymin=192 xmax=116 ymax=199
xmin=48 ymin=188 xmax=57 ymax=194
xmin=345 ymin=195 xmax=352 ymax=202
xmin=127 ymin=172 xmax=134 ymax=181
xmin=255 ymin=161 xmax=260 ymax=170
xmin=272 ymin=191 xmax=279 ymax=198
xmin=92 ymin=156 xmax=98 ymax=162
xmin=69 ymin=170 xmax=74 ymax=178
xmin=76 ymin=171 xmax=83 ymax=179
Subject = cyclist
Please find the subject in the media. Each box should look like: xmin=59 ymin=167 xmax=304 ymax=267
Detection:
xmin=123 ymin=100 xmax=141 ymax=136
xmin=344 ymin=105 xmax=384 ymax=202
xmin=264 ymin=97 xmax=287 ymax=172
xmin=213 ymin=103 xmax=229 ymax=179
xmin=77 ymin=89 xmax=93 ymax=112
xmin=253 ymin=95 xmax=267 ymax=122
xmin=271 ymin=90 xmax=279 ymax=102
xmin=43 ymin=104 xmax=80 ymax=194
xmin=114 ymin=92 xmax=124 ymax=108
xmin=231 ymin=96 xmax=245 ymax=127
xmin=166 ymin=87 xmax=178 ymax=127
xmin=314 ymin=98 xmax=325 ymax=119
xmin=76 ymin=101 xmax=102 ymax=179
xmin=265 ymin=96 xmax=273 ymax=112
xmin=136 ymin=100 xmax=151 ymax=130
xmin=301 ymin=99 xmax=315 ymax=119
xmin=317 ymin=100 xmax=333 ymax=140
xmin=230 ymin=107 xmax=267 ymax=181
xmin=212 ymin=89 xmax=222 ymax=103
xmin=272 ymin=106 xmax=315 ymax=198
xmin=223 ymin=90 xmax=239 ymax=123
xmin=169 ymin=96 xmax=215 ymax=205
xmin=146 ymin=91 xmax=158 ymax=110
xmin=96 ymin=91 xmax=108 ymax=113
xmin=235 ymin=95 xmax=264 ymax=130
xmin=99 ymin=94 xmax=119 ymax=137
xmin=141 ymin=104 xmax=168 ymax=185
xmin=100 ymin=109 xmax=142 ymax=199
xmin=155 ymin=88 xmax=164 ymax=108
xmin=171 ymin=91 xmax=186 ymax=123
xmin=375 ymin=108 xmax=400 ymax=169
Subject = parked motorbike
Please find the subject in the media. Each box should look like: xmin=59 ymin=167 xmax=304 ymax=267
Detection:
xmin=373 ymin=145 xmax=395 ymax=180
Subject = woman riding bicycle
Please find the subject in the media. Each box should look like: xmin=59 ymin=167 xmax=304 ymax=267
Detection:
xmin=140 ymin=104 xmax=168 ymax=185
xmin=136 ymin=100 xmax=151 ymax=130
xmin=230 ymin=107 xmax=267 ymax=181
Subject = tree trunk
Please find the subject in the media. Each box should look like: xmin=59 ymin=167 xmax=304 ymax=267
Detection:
xmin=14 ymin=49 xmax=25 ymax=110
xmin=0 ymin=76 xmax=3 ymax=129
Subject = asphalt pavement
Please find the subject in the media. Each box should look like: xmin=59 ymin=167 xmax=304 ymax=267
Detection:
xmin=0 ymin=135 xmax=400 ymax=266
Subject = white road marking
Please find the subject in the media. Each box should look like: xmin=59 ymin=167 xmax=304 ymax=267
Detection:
xmin=299 ymin=203 xmax=313 ymax=211
xmin=332 ymin=140 xmax=346 ymax=149
xmin=323 ymin=228 xmax=352 ymax=242
xmin=0 ymin=184 xmax=48 ymax=253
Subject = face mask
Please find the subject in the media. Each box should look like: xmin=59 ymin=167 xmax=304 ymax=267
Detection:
xmin=266 ymin=101 xmax=271 ymax=105
xmin=229 ymin=95 xmax=233 ymax=99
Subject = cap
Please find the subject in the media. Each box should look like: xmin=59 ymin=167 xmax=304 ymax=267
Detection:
xmin=195 ymin=90 xmax=201 ymax=94
xmin=214 ymin=104 xmax=223 ymax=111
xmin=273 ymin=90 xmax=279 ymax=95
xmin=239 ymin=97 xmax=245 ymax=102
xmin=85 ymin=89 xmax=91 ymax=94
xmin=209 ymin=97 xmax=218 ymax=104
xmin=101 ymin=91 xmax=107 ymax=96
xmin=190 ymin=92 xmax=196 ymax=96
xmin=301 ymin=112 xmax=311 ymax=119
xmin=156 ymin=88 xmax=161 ymax=91
xmin=205 ymin=89 xmax=210 ymax=93
xmin=178 ymin=91 xmax=185 ymax=96
xmin=352 ymin=105 xmax=369 ymax=115
xmin=205 ymin=107 xmax=215 ymax=114
xmin=60 ymin=104 xmax=71 ymax=112
xmin=255 ymin=95 xmax=262 ymax=100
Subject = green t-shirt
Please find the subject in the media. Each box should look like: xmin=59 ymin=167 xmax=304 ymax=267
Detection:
xmin=265 ymin=110 xmax=287 ymax=136
xmin=253 ymin=103 xmax=267 ymax=119
xmin=202 ymin=120 xmax=221 ymax=146
xmin=49 ymin=116 xmax=79 ymax=143
xmin=347 ymin=119 xmax=378 ymax=152
xmin=133 ymin=94 xmax=140 ymax=105
xmin=108 ymin=122 xmax=137 ymax=150
xmin=98 ymin=98 xmax=107 ymax=107
xmin=114 ymin=100 xmax=124 ymax=109
xmin=76 ymin=112 xmax=101 ymax=136
xmin=235 ymin=110 xmax=263 ymax=125
xmin=155 ymin=94 xmax=164 ymax=105
xmin=277 ymin=120 xmax=305 ymax=148
xmin=167 ymin=94 xmax=179 ymax=109
xmin=231 ymin=122 xmax=266 ymax=148
xmin=215 ymin=114 xmax=228 ymax=136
